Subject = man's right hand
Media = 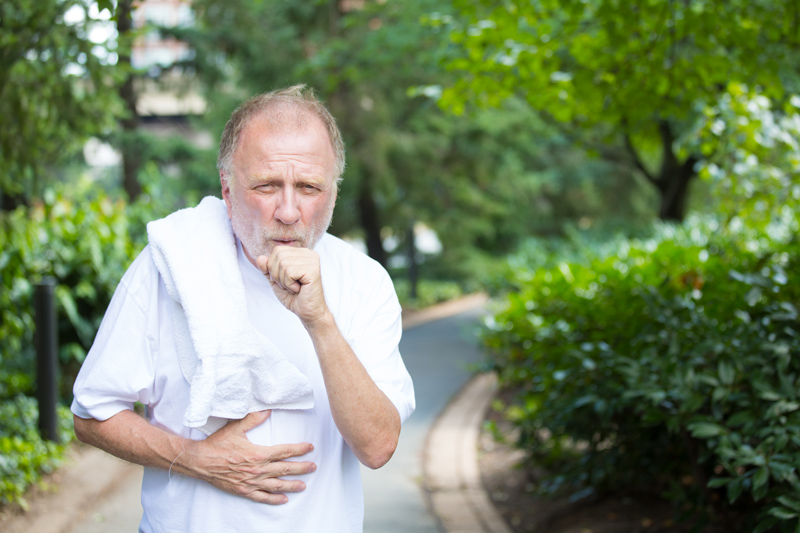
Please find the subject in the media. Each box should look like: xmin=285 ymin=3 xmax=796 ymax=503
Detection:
xmin=73 ymin=409 xmax=316 ymax=505
xmin=183 ymin=410 xmax=316 ymax=504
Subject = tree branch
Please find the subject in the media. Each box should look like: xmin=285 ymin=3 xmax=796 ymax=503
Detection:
xmin=622 ymin=130 xmax=657 ymax=186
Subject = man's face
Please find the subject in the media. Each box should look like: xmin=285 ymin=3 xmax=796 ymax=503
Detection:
xmin=221 ymin=114 xmax=337 ymax=265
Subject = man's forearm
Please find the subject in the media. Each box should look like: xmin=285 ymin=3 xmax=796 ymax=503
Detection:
xmin=259 ymin=246 xmax=402 ymax=469
xmin=305 ymin=312 xmax=401 ymax=470
xmin=74 ymin=410 xmax=188 ymax=472
xmin=73 ymin=410 xmax=316 ymax=504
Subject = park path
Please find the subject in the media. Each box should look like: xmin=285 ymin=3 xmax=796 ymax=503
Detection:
xmin=60 ymin=297 xmax=489 ymax=532
xmin=362 ymin=303 xmax=488 ymax=532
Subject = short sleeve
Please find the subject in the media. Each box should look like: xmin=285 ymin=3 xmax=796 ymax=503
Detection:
xmin=347 ymin=269 xmax=415 ymax=424
xmin=71 ymin=250 xmax=160 ymax=421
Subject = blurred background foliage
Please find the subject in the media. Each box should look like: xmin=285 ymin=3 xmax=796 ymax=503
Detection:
xmin=1 ymin=0 xmax=799 ymax=527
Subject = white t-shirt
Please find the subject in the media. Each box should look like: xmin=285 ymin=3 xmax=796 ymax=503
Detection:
xmin=71 ymin=233 xmax=415 ymax=533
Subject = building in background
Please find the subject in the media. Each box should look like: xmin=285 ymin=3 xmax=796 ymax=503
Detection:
xmin=85 ymin=0 xmax=210 ymax=171
xmin=131 ymin=0 xmax=206 ymax=120
xmin=132 ymin=0 xmax=193 ymax=71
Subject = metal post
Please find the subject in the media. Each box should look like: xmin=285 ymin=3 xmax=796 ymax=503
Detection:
xmin=407 ymin=224 xmax=418 ymax=300
xmin=34 ymin=278 xmax=59 ymax=443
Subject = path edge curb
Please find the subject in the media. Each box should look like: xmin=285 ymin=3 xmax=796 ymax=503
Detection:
xmin=423 ymin=372 xmax=512 ymax=533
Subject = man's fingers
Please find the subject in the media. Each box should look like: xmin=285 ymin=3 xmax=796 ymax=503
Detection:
xmin=282 ymin=267 xmax=304 ymax=293
xmin=238 ymin=482 xmax=299 ymax=506
xmin=267 ymin=477 xmax=307 ymax=493
xmin=246 ymin=480 xmax=306 ymax=505
xmin=274 ymin=460 xmax=316 ymax=478
xmin=261 ymin=252 xmax=300 ymax=294
xmin=249 ymin=492 xmax=289 ymax=505
xmin=270 ymin=258 xmax=301 ymax=293
xmin=267 ymin=442 xmax=315 ymax=461
xmin=264 ymin=248 xmax=316 ymax=294
xmin=268 ymin=276 xmax=302 ymax=295
xmin=237 ymin=466 xmax=313 ymax=505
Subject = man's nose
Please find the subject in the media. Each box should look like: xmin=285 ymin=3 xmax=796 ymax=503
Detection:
xmin=274 ymin=187 xmax=301 ymax=225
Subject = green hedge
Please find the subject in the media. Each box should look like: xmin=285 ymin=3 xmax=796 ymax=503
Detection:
xmin=0 ymin=397 xmax=74 ymax=507
xmin=483 ymin=221 xmax=800 ymax=531
xmin=393 ymin=278 xmax=464 ymax=310
xmin=0 ymin=190 xmax=148 ymax=505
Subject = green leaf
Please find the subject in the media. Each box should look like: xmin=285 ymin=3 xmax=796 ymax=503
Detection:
xmin=760 ymin=391 xmax=783 ymax=401
xmin=745 ymin=287 xmax=763 ymax=306
xmin=754 ymin=516 xmax=779 ymax=533
xmin=768 ymin=506 xmax=798 ymax=520
xmin=754 ymin=466 xmax=770 ymax=491
xmin=688 ymin=422 xmax=726 ymax=439
xmin=777 ymin=495 xmax=800 ymax=513
xmin=718 ymin=361 xmax=735 ymax=386
xmin=770 ymin=461 xmax=796 ymax=481
xmin=727 ymin=410 xmax=754 ymax=427
xmin=707 ymin=477 xmax=733 ymax=488
xmin=728 ymin=478 xmax=744 ymax=504
xmin=96 ymin=0 xmax=114 ymax=14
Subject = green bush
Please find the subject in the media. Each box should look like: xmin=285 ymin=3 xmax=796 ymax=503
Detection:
xmin=1 ymin=190 xmax=147 ymax=396
xmin=393 ymin=278 xmax=464 ymax=310
xmin=0 ymin=396 xmax=74 ymax=506
xmin=0 ymin=188 xmax=150 ymax=505
xmin=483 ymin=220 xmax=800 ymax=531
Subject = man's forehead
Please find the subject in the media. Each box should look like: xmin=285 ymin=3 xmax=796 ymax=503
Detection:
xmin=234 ymin=111 xmax=336 ymax=177
xmin=238 ymin=111 xmax=330 ymax=152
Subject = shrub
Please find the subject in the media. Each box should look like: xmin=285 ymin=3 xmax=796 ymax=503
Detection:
xmin=0 ymin=188 xmax=150 ymax=505
xmin=0 ymin=397 xmax=73 ymax=506
xmin=1 ymin=190 xmax=147 ymax=397
xmin=483 ymin=220 xmax=800 ymax=531
xmin=393 ymin=278 xmax=464 ymax=310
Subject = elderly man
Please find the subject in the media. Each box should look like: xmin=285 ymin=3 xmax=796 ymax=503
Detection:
xmin=71 ymin=85 xmax=415 ymax=532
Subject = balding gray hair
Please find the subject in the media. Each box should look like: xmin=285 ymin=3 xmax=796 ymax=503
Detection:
xmin=217 ymin=85 xmax=345 ymax=185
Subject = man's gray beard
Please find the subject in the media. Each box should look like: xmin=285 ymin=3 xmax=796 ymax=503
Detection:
xmin=230 ymin=198 xmax=333 ymax=258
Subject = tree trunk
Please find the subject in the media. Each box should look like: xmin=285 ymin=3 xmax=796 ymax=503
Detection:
xmin=653 ymin=121 xmax=698 ymax=222
xmin=657 ymin=163 xmax=695 ymax=221
xmin=358 ymin=176 xmax=387 ymax=267
xmin=0 ymin=191 xmax=26 ymax=212
xmin=117 ymin=0 xmax=141 ymax=201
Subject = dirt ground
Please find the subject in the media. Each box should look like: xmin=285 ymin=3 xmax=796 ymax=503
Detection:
xmin=477 ymin=402 xmax=705 ymax=533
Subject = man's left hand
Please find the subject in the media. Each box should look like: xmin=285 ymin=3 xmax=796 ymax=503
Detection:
xmin=257 ymin=247 xmax=330 ymax=327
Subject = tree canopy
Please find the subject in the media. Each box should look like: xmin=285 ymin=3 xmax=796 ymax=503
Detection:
xmin=0 ymin=0 xmax=121 ymax=209
xmin=169 ymin=0 xmax=652 ymax=276
xmin=440 ymin=0 xmax=800 ymax=221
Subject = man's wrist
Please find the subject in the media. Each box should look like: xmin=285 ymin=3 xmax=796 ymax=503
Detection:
xmin=172 ymin=435 xmax=205 ymax=480
xmin=302 ymin=309 xmax=337 ymax=338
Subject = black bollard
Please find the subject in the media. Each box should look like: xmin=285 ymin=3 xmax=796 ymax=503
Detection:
xmin=34 ymin=278 xmax=59 ymax=443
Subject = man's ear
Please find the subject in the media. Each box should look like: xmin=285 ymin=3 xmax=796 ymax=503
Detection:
xmin=220 ymin=171 xmax=233 ymax=219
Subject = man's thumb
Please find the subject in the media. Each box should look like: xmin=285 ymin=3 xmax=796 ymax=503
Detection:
xmin=238 ymin=410 xmax=271 ymax=431
xmin=256 ymin=254 xmax=270 ymax=274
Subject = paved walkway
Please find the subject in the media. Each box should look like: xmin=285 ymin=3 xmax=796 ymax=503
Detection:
xmin=1 ymin=294 xmax=504 ymax=533
xmin=363 ymin=298 xmax=489 ymax=532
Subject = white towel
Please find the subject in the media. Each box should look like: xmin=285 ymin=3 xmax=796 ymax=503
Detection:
xmin=146 ymin=196 xmax=314 ymax=435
